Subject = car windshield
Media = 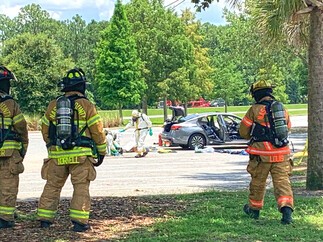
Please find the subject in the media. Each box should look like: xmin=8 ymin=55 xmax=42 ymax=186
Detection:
xmin=178 ymin=114 xmax=199 ymax=122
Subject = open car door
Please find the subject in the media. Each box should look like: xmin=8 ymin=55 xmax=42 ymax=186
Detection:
xmin=169 ymin=106 xmax=185 ymax=121
xmin=163 ymin=106 xmax=185 ymax=132
xmin=216 ymin=115 xmax=230 ymax=141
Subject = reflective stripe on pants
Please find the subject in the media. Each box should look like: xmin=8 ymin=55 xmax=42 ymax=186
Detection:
xmin=247 ymin=156 xmax=294 ymax=210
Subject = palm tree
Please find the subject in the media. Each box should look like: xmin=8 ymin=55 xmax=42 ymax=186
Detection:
xmin=192 ymin=0 xmax=323 ymax=190
xmin=248 ymin=1 xmax=323 ymax=191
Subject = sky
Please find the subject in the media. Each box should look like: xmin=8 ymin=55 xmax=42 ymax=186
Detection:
xmin=0 ymin=0 xmax=227 ymax=25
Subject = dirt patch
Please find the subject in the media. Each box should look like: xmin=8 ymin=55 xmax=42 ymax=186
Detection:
xmin=2 ymin=196 xmax=187 ymax=241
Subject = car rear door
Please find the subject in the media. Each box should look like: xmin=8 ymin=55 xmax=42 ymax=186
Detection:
xmin=216 ymin=115 xmax=230 ymax=141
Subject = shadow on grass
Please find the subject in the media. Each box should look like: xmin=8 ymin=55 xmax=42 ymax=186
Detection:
xmin=5 ymin=191 xmax=322 ymax=241
xmin=119 ymin=191 xmax=323 ymax=242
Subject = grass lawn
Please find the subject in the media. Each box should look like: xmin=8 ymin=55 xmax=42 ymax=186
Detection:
xmin=7 ymin=178 xmax=322 ymax=241
xmin=98 ymin=103 xmax=308 ymax=126
xmin=115 ymin=165 xmax=322 ymax=242
xmin=3 ymin=157 xmax=321 ymax=241
xmin=26 ymin=104 xmax=307 ymax=129
xmin=118 ymin=190 xmax=322 ymax=242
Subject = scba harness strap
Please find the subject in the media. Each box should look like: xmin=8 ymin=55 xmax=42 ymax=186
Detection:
xmin=250 ymin=100 xmax=289 ymax=148
xmin=48 ymin=94 xmax=98 ymax=158
xmin=0 ymin=95 xmax=22 ymax=148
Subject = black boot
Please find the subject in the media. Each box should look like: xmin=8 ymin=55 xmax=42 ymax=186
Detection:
xmin=281 ymin=206 xmax=293 ymax=224
xmin=142 ymin=148 xmax=149 ymax=157
xmin=243 ymin=204 xmax=260 ymax=219
xmin=40 ymin=220 xmax=52 ymax=228
xmin=0 ymin=218 xmax=14 ymax=229
xmin=72 ymin=221 xmax=90 ymax=232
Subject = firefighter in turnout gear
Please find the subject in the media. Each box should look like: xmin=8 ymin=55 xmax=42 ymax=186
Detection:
xmin=120 ymin=110 xmax=152 ymax=158
xmin=37 ymin=68 xmax=107 ymax=232
xmin=0 ymin=66 xmax=28 ymax=229
xmin=239 ymin=80 xmax=294 ymax=224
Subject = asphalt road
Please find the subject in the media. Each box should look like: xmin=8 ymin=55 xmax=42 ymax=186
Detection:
xmin=18 ymin=116 xmax=307 ymax=200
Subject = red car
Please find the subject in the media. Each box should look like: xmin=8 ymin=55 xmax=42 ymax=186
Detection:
xmin=188 ymin=97 xmax=210 ymax=107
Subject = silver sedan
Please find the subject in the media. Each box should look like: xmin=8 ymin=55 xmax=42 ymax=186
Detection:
xmin=161 ymin=107 xmax=246 ymax=150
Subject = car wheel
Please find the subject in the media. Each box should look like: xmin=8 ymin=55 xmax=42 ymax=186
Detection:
xmin=188 ymin=133 xmax=206 ymax=150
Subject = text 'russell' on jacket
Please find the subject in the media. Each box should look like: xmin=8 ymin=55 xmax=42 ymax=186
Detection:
xmin=37 ymin=68 xmax=107 ymax=232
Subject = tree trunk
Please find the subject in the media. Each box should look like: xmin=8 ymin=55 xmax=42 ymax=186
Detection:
xmin=142 ymin=96 xmax=148 ymax=114
xmin=118 ymin=103 xmax=123 ymax=125
xmin=163 ymin=96 xmax=168 ymax=121
xmin=224 ymin=93 xmax=228 ymax=113
xmin=184 ymin=103 xmax=188 ymax=116
xmin=307 ymin=8 xmax=323 ymax=190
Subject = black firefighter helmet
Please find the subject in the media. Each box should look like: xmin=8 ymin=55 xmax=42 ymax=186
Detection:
xmin=58 ymin=68 xmax=87 ymax=94
xmin=0 ymin=65 xmax=17 ymax=94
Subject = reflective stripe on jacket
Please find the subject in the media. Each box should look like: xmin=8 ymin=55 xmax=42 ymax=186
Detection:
xmin=41 ymin=91 xmax=106 ymax=160
xmin=239 ymin=97 xmax=291 ymax=161
xmin=0 ymin=93 xmax=28 ymax=157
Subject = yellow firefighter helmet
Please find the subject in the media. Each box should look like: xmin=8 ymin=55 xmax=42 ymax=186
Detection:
xmin=250 ymin=80 xmax=275 ymax=94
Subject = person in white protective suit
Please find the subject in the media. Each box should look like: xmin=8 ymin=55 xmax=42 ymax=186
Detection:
xmin=120 ymin=110 xmax=152 ymax=158
xmin=105 ymin=130 xmax=123 ymax=156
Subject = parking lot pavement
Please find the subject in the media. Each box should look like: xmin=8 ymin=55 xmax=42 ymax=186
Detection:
xmin=19 ymin=146 xmax=251 ymax=200
xmin=19 ymin=129 xmax=250 ymax=200
xmin=18 ymin=116 xmax=307 ymax=200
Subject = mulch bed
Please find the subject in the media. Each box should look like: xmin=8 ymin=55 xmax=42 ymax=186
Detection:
xmin=2 ymin=161 xmax=322 ymax=241
xmin=2 ymin=196 xmax=187 ymax=241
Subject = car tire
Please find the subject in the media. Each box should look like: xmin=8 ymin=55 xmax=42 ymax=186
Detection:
xmin=188 ymin=133 xmax=206 ymax=150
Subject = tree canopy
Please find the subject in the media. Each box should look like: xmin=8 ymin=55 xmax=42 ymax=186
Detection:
xmin=0 ymin=2 xmax=308 ymax=113
xmin=96 ymin=0 xmax=145 ymax=119
xmin=1 ymin=32 xmax=72 ymax=113
xmin=196 ymin=0 xmax=320 ymax=190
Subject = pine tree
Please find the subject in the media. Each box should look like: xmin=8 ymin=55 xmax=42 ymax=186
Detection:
xmin=96 ymin=0 xmax=145 ymax=120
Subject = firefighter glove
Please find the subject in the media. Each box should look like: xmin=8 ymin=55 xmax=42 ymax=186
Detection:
xmin=149 ymin=128 xmax=153 ymax=136
xmin=93 ymin=155 xmax=105 ymax=167
xmin=20 ymin=150 xmax=26 ymax=159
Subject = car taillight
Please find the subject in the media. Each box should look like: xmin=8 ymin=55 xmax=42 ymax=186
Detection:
xmin=171 ymin=124 xmax=182 ymax=130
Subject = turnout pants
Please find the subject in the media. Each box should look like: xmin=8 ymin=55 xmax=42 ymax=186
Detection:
xmin=37 ymin=156 xmax=96 ymax=225
xmin=247 ymin=155 xmax=294 ymax=211
xmin=134 ymin=129 xmax=148 ymax=155
xmin=0 ymin=150 xmax=24 ymax=221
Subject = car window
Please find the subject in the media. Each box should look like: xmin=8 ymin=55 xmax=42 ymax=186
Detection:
xmin=197 ymin=117 xmax=209 ymax=127
xmin=178 ymin=114 xmax=199 ymax=122
xmin=200 ymin=117 xmax=208 ymax=122
xmin=223 ymin=115 xmax=241 ymax=124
